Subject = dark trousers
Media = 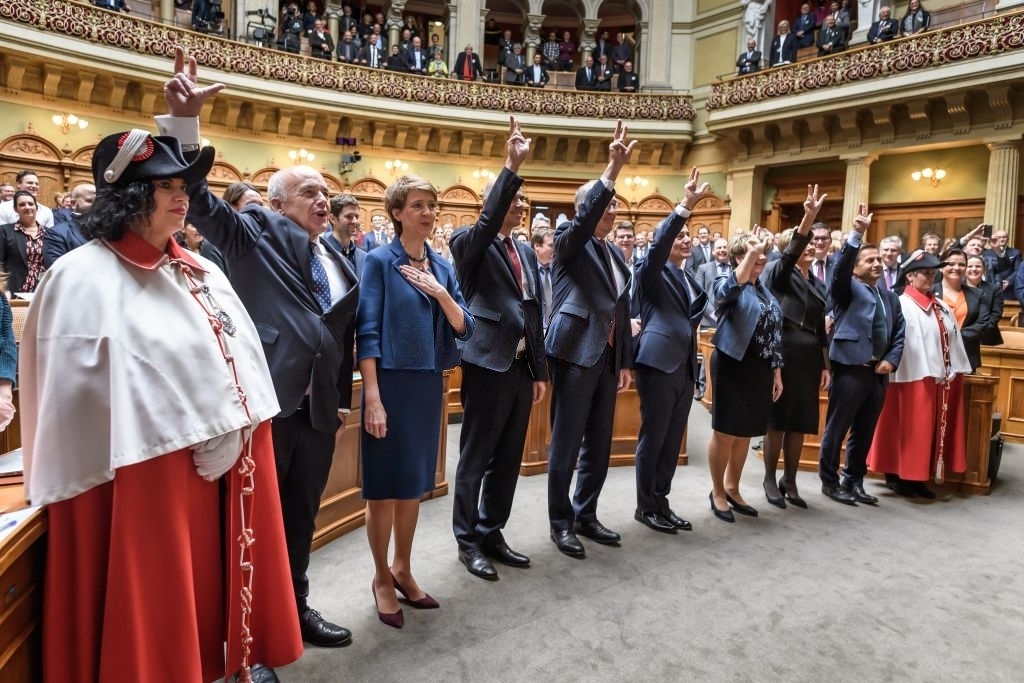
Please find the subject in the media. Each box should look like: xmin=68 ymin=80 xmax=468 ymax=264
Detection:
xmin=818 ymin=362 xmax=887 ymax=487
xmin=453 ymin=358 xmax=534 ymax=552
xmin=271 ymin=409 xmax=337 ymax=614
xmin=547 ymin=347 xmax=618 ymax=529
xmin=634 ymin=363 xmax=694 ymax=512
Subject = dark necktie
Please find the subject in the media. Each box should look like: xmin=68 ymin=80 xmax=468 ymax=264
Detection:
xmin=310 ymin=242 xmax=332 ymax=312
xmin=539 ymin=264 xmax=552 ymax=327
xmin=503 ymin=236 xmax=523 ymax=293
xmin=884 ymin=268 xmax=894 ymax=289
xmin=816 ymin=260 xmax=826 ymax=282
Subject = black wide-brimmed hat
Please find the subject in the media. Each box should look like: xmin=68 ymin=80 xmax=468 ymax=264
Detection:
xmin=92 ymin=129 xmax=215 ymax=190
xmin=898 ymin=249 xmax=945 ymax=281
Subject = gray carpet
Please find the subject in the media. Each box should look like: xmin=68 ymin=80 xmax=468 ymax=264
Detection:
xmin=278 ymin=405 xmax=1024 ymax=682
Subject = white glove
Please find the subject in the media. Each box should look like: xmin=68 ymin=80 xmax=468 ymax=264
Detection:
xmin=0 ymin=397 xmax=14 ymax=432
xmin=192 ymin=429 xmax=244 ymax=481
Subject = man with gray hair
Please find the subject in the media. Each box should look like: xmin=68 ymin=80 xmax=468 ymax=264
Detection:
xmin=878 ymin=234 xmax=902 ymax=290
xmin=44 ymin=182 xmax=95 ymax=266
xmin=545 ymin=120 xmax=637 ymax=558
xmin=868 ymin=5 xmax=900 ymax=43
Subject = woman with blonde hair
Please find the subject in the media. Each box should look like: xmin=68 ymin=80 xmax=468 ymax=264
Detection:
xmin=357 ymin=174 xmax=474 ymax=627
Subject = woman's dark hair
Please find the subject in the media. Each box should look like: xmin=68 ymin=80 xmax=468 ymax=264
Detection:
xmin=11 ymin=190 xmax=36 ymax=209
xmin=939 ymin=245 xmax=966 ymax=263
xmin=82 ymin=181 xmax=156 ymax=240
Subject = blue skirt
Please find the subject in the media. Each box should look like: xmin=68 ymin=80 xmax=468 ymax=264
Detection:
xmin=361 ymin=368 xmax=443 ymax=500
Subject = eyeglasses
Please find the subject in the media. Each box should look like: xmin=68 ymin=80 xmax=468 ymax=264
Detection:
xmin=810 ymin=235 xmax=830 ymax=242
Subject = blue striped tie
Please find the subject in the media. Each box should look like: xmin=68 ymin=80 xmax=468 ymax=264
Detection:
xmin=310 ymin=242 xmax=332 ymax=312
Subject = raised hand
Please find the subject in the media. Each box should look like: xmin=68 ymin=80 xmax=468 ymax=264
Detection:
xmin=802 ymin=183 xmax=827 ymax=220
xmin=851 ymin=202 xmax=873 ymax=234
xmin=681 ymin=166 xmax=710 ymax=211
xmin=164 ymin=46 xmax=225 ymax=118
xmin=505 ymin=116 xmax=531 ymax=173
xmin=605 ymin=119 xmax=639 ymax=179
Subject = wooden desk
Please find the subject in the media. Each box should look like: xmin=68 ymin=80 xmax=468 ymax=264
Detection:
xmin=0 ymin=485 xmax=44 ymax=682
xmin=980 ymin=333 xmax=1024 ymax=444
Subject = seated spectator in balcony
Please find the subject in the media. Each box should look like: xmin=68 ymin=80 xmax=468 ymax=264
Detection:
xmin=593 ymin=54 xmax=613 ymax=91
xmin=901 ymin=0 xmax=931 ymax=36
xmin=816 ymin=14 xmax=846 ymax=56
xmin=222 ymin=181 xmax=263 ymax=211
xmin=428 ymin=51 xmax=449 ymax=78
xmin=736 ymin=38 xmax=762 ymax=75
xmin=405 ymin=36 xmax=430 ymax=75
xmin=611 ymin=31 xmax=632 ymax=73
xmin=526 ymin=52 xmax=550 ymax=87
xmin=94 ymin=0 xmax=130 ymax=13
xmin=542 ymin=31 xmax=561 ymax=70
xmin=574 ymin=55 xmax=597 ymax=91
xmin=618 ymin=60 xmax=640 ymax=93
xmin=558 ymin=30 xmax=576 ymax=71
xmin=44 ymin=182 xmax=95 ymax=267
xmin=386 ymin=45 xmax=406 ymax=70
xmin=868 ymin=5 xmax=900 ymax=43
xmin=829 ymin=1 xmax=851 ymax=39
xmin=308 ymin=19 xmax=334 ymax=60
xmin=337 ymin=30 xmax=360 ymax=63
xmin=769 ymin=20 xmax=797 ymax=66
xmin=504 ymin=43 xmax=526 ymax=85
xmin=794 ymin=3 xmax=817 ymax=48
xmin=497 ymin=29 xmax=515 ymax=66
xmin=359 ymin=33 xmax=385 ymax=68
xmin=454 ymin=45 xmax=484 ymax=81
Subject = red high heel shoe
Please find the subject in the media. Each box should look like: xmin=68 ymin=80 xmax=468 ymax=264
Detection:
xmin=371 ymin=578 xmax=404 ymax=628
xmin=391 ymin=570 xmax=440 ymax=609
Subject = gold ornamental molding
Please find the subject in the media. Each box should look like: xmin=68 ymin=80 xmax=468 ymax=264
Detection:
xmin=0 ymin=0 xmax=695 ymax=124
xmin=708 ymin=10 xmax=1024 ymax=111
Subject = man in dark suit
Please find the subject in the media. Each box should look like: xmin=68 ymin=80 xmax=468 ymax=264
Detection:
xmin=694 ymin=237 xmax=731 ymax=400
xmin=809 ymin=222 xmax=835 ymax=290
xmin=736 ymin=38 xmax=762 ymax=75
xmin=684 ymin=225 xmax=712 ymax=274
xmin=503 ymin=43 xmax=526 ymax=85
xmin=449 ymin=118 xmax=547 ymax=581
xmin=326 ymin=194 xmax=367 ymax=277
xmin=308 ymin=18 xmax=334 ymax=60
xmin=404 ymin=36 xmax=429 ymax=75
xmin=363 ymin=215 xmax=390 ymax=250
xmin=575 ymin=54 xmax=597 ymax=91
xmin=43 ymin=182 xmax=94 ymax=267
xmin=794 ymin=2 xmax=818 ymax=48
xmin=336 ymin=30 xmax=360 ymax=63
xmin=358 ymin=33 xmax=385 ymax=68
xmin=769 ymin=20 xmax=797 ymax=67
xmin=818 ymin=205 xmax=905 ymax=506
xmin=879 ymin=235 xmax=903 ymax=290
xmin=453 ymin=45 xmax=484 ymax=81
xmin=617 ymin=61 xmax=640 ymax=92
xmin=594 ymin=54 xmax=614 ymax=91
xmin=986 ymin=228 xmax=1021 ymax=292
xmin=161 ymin=49 xmax=358 ymax=652
xmin=531 ymin=228 xmax=554 ymax=330
xmin=525 ymin=52 xmax=550 ymax=87
xmin=593 ymin=29 xmax=613 ymax=62
xmin=632 ymin=167 xmax=709 ymax=534
xmin=546 ymin=120 xmax=637 ymax=557
xmin=816 ymin=14 xmax=846 ymax=56
xmin=868 ymin=5 xmax=900 ymax=43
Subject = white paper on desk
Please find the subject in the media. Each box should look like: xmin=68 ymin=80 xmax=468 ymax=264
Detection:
xmin=0 ymin=448 xmax=22 ymax=476
xmin=0 ymin=505 xmax=41 ymax=543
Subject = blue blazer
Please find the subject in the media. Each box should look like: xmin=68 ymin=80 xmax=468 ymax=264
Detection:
xmin=828 ymin=234 xmax=905 ymax=369
xmin=711 ymin=272 xmax=784 ymax=367
xmin=633 ymin=212 xmax=707 ymax=377
xmin=363 ymin=230 xmax=389 ymax=251
xmin=357 ymin=239 xmax=474 ymax=371
xmin=43 ymin=215 xmax=90 ymax=268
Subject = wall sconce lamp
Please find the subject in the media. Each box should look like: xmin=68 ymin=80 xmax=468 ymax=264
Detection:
xmin=288 ymin=148 xmax=315 ymax=164
xmin=385 ymin=159 xmax=409 ymax=176
xmin=472 ymin=168 xmax=495 ymax=185
xmin=52 ymin=113 xmax=88 ymax=135
xmin=911 ymin=167 xmax=946 ymax=186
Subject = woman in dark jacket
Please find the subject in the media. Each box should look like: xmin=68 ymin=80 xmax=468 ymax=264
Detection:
xmin=965 ymin=253 xmax=1004 ymax=347
xmin=0 ymin=190 xmax=47 ymax=294
xmin=934 ymin=246 xmax=993 ymax=371
xmin=761 ymin=185 xmax=828 ymax=509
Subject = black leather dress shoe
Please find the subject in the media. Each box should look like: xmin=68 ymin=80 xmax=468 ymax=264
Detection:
xmin=634 ymin=509 xmax=677 ymax=534
xmin=658 ymin=507 xmax=693 ymax=531
xmin=234 ymin=663 xmax=279 ymax=683
xmin=843 ymin=481 xmax=879 ymax=505
xmin=459 ymin=549 xmax=499 ymax=580
xmin=573 ymin=520 xmax=621 ymax=545
xmin=481 ymin=540 xmax=531 ymax=567
xmin=299 ymin=608 xmax=353 ymax=647
xmin=725 ymin=493 xmax=758 ymax=517
xmin=550 ymin=528 xmax=586 ymax=557
xmin=821 ymin=485 xmax=857 ymax=506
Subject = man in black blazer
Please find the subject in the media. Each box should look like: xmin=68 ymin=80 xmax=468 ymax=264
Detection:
xmin=326 ymin=193 xmax=367 ymax=277
xmin=816 ymin=14 xmax=846 ymax=56
xmin=736 ymin=38 xmax=762 ymax=75
xmin=453 ymin=45 xmax=484 ymax=80
xmin=161 ymin=50 xmax=358 ymax=651
xmin=769 ymin=20 xmax=797 ymax=67
xmin=986 ymin=228 xmax=1021 ymax=291
xmin=818 ymin=205 xmax=905 ymax=506
xmin=545 ymin=120 xmax=637 ymax=557
xmin=868 ymin=5 xmax=900 ymax=43
xmin=404 ymin=36 xmax=429 ymax=75
xmin=594 ymin=54 xmax=614 ymax=91
xmin=43 ymin=182 xmax=94 ymax=267
xmin=358 ymin=33 xmax=385 ymax=68
xmin=525 ymin=52 xmax=549 ymax=87
xmin=632 ymin=168 xmax=709 ymax=534
xmin=574 ymin=54 xmax=597 ymax=91
xmin=449 ymin=118 xmax=547 ymax=580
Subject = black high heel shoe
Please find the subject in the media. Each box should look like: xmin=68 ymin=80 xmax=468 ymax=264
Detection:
xmin=764 ymin=481 xmax=787 ymax=509
xmin=779 ymin=477 xmax=808 ymax=509
xmin=709 ymin=492 xmax=735 ymax=523
xmin=725 ymin=492 xmax=759 ymax=517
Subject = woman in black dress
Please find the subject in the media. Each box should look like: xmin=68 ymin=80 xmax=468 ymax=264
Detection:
xmin=761 ymin=185 xmax=829 ymax=509
xmin=357 ymin=174 xmax=473 ymax=629
xmin=707 ymin=231 xmax=784 ymax=522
